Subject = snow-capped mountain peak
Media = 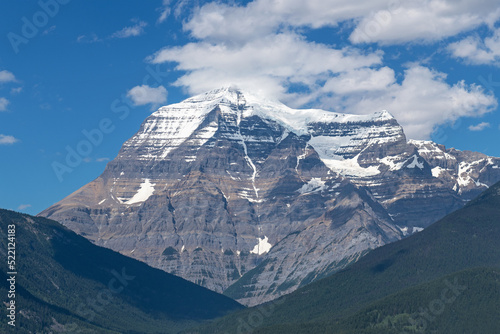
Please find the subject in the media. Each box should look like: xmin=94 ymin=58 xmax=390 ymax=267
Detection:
xmin=40 ymin=87 xmax=500 ymax=307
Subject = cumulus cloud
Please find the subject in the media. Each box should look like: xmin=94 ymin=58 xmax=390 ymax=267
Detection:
xmin=0 ymin=97 xmax=9 ymax=111
xmin=184 ymin=0 xmax=500 ymax=45
xmin=319 ymin=66 xmax=497 ymax=139
xmin=469 ymin=122 xmax=491 ymax=131
xmin=321 ymin=67 xmax=396 ymax=95
xmin=111 ymin=21 xmax=147 ymax=39
xmin=127 ymin=85 xmax=168 ymax=106
xmin=0 ymin=70 xmax=16 ymax=83
xmin=0 ymin=134 xmax=19 ymax=145
xmin=151 ymin=33 xmax=383 ymax=103
xmin=448 ymin=28 xmax=500 ymax=66
xmin=350 ymin=1 xmax=500 ymax=44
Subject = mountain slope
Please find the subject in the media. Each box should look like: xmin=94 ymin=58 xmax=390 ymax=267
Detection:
xmin=195 ymin=181 xmax=500 ymax=333
xmin=243 ymin=267 xmax=500 ymax=334
xmin=0 ymin=209 xmax=242 ymax=333
xmin=39 ymin=87 xmax=500 ymax=306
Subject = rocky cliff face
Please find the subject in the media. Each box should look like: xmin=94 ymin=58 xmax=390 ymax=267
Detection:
xmin=40 ymin=87 xmax=500 ymax=306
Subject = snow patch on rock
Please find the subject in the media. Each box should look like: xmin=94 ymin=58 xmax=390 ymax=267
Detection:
xmin=406 ymin=155 xmax=424 ymax=169
xmin=250 ymin=236 xmax=272 ymax=255
xmin=298 ymin=178 xmax=326 ymax=194
xmin=126 ymin=179 xmax=156 ymax=205
xmin=432 ymin=166 xmax=446 ymax=178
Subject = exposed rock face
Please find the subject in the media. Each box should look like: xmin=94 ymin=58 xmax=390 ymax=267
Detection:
xmin=40 ymin=87 xmax=500 ymax=306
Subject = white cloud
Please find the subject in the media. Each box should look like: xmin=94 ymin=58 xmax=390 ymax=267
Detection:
xmin=469 ymin=122 xmax=491 ymax=131
xmin=0 ymin=70 xmax=16 ymax=83
xmin=320 ymin=66 xmax=497 ymax=139
xmin=184 ymin=0 xmax=500 ymax=45
xmin=17 ymin=204 xmax=31 ymax=211
xmin=350 ymin=1 xmax=500 ymax=44
xmin=321 ymin=67 xmax=396 ymax=94
xmin=0 ymin=97 xmax=9 ymax=111
xmin=151 ymin=33 xmax=382 ymax=103
xmin=111 ymin=21 xmax=147 ymax=39
xmin=0 ymin=134 xmax=19 ymax=145
xmin=127 ymin=85 xmax=168 ymax=106
xmin=448 ymin=28 xmax=500 ymax=66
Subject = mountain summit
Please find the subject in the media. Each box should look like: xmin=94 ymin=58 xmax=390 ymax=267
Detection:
xmin=40 ymin=87 xmax=500 ymax=306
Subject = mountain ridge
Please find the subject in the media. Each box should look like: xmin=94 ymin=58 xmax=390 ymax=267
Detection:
xmin=40 ymin=86 xmax=500 ymax=306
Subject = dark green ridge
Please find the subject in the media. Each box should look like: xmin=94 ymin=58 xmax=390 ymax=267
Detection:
xmin=0 ymin=209 xmax=243 ymax=333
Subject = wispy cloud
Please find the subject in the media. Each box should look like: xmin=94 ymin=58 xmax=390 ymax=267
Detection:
xmin=127 ymin=85 xmax=168 ymax=107
xmin=42 ymin=25 xmax=56 ymax=35
xmin=157 ymin=0 xmax=200 ymax=23
xmin=78 ymin=20 xmax=148 ymax=43
xmin=10 ymin=87 xmax=22 ymax=95
xmin=157 ymin=0 xmax=171 ymax=23
xmin=76 ymin=33 xmax=102 ymax=43
xmin=469 ymin=122 xmax=491 ymax=131
xmin=17 ymin=204 xmax=31 ymax=211
xmin=111 ymin=21 xmax=147 ymax=39
xmin=0 ymin=134 xmax=19 ymax=145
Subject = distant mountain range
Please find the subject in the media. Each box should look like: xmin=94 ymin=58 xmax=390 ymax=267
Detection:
xmin=194 ymin=180 xmax=500 ymax=333
xmin=0 ymin=209 xmax=242 ymax=333
xmin=39 ymin=87 xmax=500 ymax=306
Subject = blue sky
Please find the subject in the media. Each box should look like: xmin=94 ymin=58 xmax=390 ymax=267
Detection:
xmin=1 ymin=0 xmax=500 ymax=215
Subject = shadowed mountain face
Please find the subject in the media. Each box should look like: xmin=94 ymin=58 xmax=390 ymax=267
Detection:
xmin=0 ymin=209 xmax=242 ymax=333
xmin=194 ymin=181 xmax=500 ymax=334
xmin=40 ymin=87 xmax=500 ymax=306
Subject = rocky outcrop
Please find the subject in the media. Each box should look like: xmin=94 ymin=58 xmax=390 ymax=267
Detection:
xmin=39 ymin=87 xmax=500 ymax=306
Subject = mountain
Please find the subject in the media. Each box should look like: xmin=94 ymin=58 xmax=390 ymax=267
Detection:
xmin=194 ymin=181 xmax=500 ymax=333
xmin=0 ymin=209 xmax=242 ymax=333
xmin=39 ymin=87 xmax=500 ymax=306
